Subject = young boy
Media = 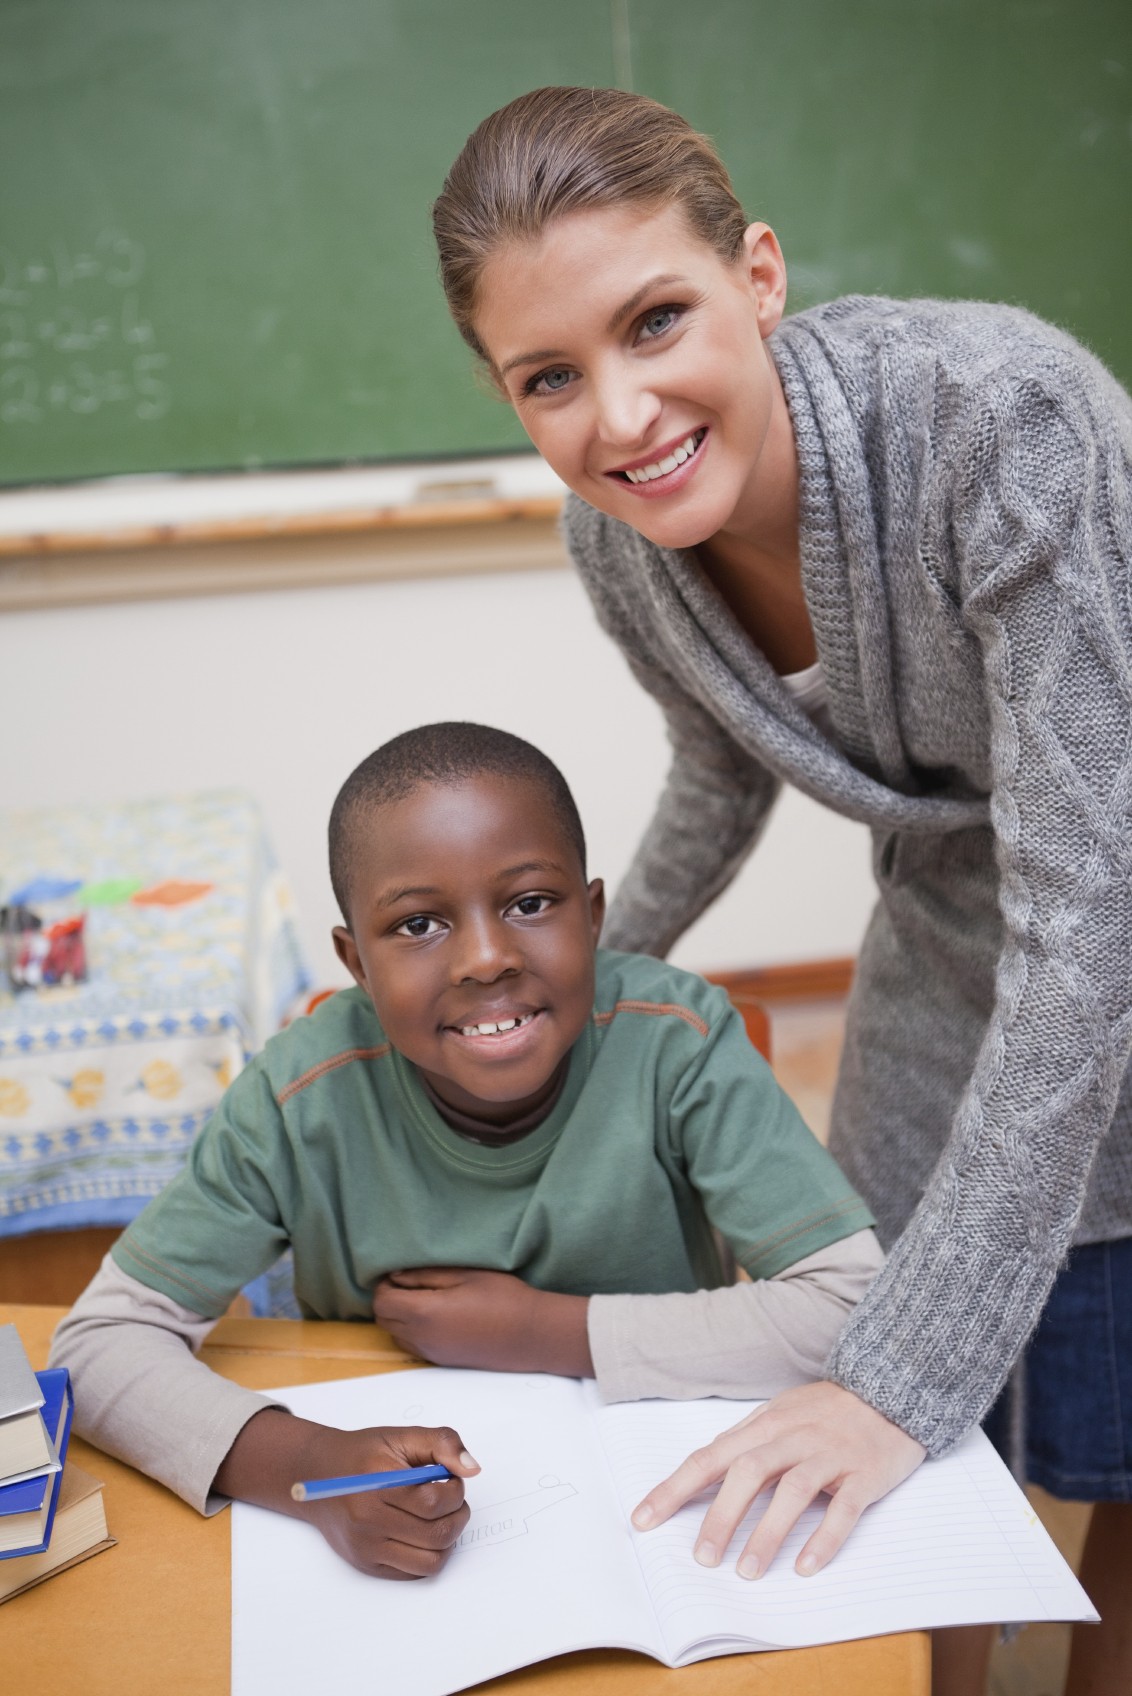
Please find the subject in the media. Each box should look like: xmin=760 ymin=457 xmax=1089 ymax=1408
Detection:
xmin=51 ymin=722 xmax=881 ymax=1581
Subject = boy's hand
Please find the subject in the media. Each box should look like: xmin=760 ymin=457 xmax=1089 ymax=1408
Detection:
xmin=214 ymin=1408 xmax=479 ymax=1579
xmin=373 ymin=1267 xmax=594 ymax=1378
xmin=630 ymin=1381 xmax=925 ymax=1578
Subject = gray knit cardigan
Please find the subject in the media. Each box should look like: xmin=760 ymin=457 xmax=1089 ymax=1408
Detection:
xmin=563 ymin=295 xmax=1132 ymax=1456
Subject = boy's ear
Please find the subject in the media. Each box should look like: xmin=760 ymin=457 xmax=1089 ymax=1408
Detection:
xmin=587 ymin=878 xmax=605 ymax=944
xmin=332 ymin=924 xmax=369 ymax=992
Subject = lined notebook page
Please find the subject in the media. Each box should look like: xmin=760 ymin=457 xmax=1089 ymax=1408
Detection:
xmin=232 ymin=1370 xmax=659 ymax=1696
xmin=588 ymin=1393 xmax=1097 ymax=1660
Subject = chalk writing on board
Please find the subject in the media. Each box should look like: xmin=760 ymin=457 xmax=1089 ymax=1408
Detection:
xmin=0 ymin=232 xmax=171 ymax=428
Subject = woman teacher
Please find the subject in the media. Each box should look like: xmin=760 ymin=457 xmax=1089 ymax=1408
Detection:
xmin=432 ymin=87 xmax=1132 ymax=1692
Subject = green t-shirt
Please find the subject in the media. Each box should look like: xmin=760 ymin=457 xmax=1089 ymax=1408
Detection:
xmin=113 ymin=949 xmax=873 ymax=1319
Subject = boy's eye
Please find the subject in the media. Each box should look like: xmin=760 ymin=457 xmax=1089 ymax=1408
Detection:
xmin=525 ymin=365 xmax=575 ymax=397
xmin=394 ymin=915 xmax=444 ymax=939
xmin=507 ymin=894 xmax=552 ymax=918
xmin=638 ymin=305 xmax=681 ymax=341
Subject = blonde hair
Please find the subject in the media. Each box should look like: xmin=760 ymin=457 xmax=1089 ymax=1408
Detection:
xmin=433 ymin=86 xmax=749 ymax=360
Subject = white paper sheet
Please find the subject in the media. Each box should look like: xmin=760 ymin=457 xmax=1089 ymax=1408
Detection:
xmin=231 ymin=1371 xmax=657 ymax=1696
xmin=587 ymin=1390 xmax=1098 ymax=1660
xmin=231 ymin=1370 xmax=1096 ymax=1696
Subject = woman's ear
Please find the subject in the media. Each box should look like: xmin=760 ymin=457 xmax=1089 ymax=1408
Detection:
xmin=741 ymin=223 xmax=787 ymax=340
xmin=332 ymin=925 xmax=368 ymax=992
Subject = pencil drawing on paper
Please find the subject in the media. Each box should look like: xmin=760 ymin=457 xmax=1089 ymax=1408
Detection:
xmin=458 ymin=1475 xmax=578 ymax=1552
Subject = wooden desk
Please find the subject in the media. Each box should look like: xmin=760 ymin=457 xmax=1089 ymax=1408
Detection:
xmin=4 ymin=1305 xmax=929 ymax=1696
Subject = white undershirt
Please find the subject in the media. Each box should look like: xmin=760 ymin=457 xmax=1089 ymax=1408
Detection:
xmin=781 ymin=659 xmax=833 ymax=737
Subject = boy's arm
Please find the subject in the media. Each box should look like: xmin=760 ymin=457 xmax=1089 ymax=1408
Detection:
xmin=371 ymin=1228 xmax=882 ymax=1390
xmin=587 ymin=1228 xmax=883 ymax=1401
xmin=49 ymin=1253 xmax=283 ymax=1514
xmin=51 ymin=1256 xmax=479 ymax=1578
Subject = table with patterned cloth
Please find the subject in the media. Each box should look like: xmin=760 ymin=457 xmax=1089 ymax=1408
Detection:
xmin=0 ymin=792 xmax=310 ymax=1252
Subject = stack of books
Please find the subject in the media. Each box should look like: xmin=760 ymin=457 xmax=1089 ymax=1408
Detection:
xmin=0 ymin=1323 xmax=113 ymax=1603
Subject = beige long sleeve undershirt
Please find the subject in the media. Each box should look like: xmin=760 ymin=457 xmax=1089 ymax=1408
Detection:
xmin=49 ymin=1228 xmax=883 ymax=1515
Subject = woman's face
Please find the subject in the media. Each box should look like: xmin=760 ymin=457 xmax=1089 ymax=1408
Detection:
xmin=473 ymin=202 xmax=789 ymax=552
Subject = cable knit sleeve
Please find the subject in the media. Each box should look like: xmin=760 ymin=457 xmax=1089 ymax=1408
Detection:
xmin=826 ymin=356 xmax=1132 ymax=1452
xmin=563 ymin=497 xmax=781 ymax=957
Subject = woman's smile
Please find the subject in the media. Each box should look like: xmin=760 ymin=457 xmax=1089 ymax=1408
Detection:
xmin=607 ymin=425 xmax=709 ymax=496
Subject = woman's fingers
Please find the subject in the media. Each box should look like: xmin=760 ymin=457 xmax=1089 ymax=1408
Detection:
xmin=631 ymin=1409 xmax=765 ymax=1530
xmin=688 ymin=1447 xmax=779 ymax=1566
xmin=720 ymin=1459 xmax=826 ymax=1577
xmin=632 ymin=1382 xmax=927 ymax=1581
xmin=789 ymin=1482 xmax=872 ymax=1576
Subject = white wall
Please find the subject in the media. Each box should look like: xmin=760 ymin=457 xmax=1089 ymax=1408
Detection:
xmin=1 ymin=558 xmax=875 ymax=989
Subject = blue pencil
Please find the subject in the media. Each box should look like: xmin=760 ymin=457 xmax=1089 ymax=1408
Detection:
xmin=290 ymin=1463 xmax=451 ymax=1503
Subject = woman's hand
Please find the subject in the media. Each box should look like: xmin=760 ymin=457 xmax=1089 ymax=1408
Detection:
xmin=373 ymin=1267 xmax=593 ymax=1377
xmin=631 ymin=1380 xmax=926 ymax=1578
xmin=214 ymin=1408 xmax=478 ymax=1579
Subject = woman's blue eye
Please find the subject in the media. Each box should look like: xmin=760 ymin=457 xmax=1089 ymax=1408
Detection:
xmin=639 ymin=306 xmax=679 ymax=340
xmin=529 ymin=366 xmax=573 ymax=395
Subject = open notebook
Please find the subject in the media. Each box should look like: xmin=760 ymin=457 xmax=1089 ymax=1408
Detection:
xmin=232 ymin=1369 xmax=1095 ymax=1696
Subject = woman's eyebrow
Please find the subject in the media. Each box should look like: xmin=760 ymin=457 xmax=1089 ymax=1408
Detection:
xmin=500 ymin=347 xmax=563 ymax=378
xmin=606 ymin=274 xmax=687 ymax=333
xmin=499 ymin=274 xmax=691 ymax=378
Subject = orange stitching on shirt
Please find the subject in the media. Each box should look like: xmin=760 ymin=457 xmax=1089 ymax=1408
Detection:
xmin=276 ymin=1044 xmax=391 ymax=1104
xmin=741 ymin=1196 xmax=869 ymax=1265
xmin=592 ymin=999 xmax=709 ymax=1038
xmin=117 ymin=1240 xmax=229 ymax=1310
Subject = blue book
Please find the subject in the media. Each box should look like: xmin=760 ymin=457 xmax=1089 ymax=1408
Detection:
xmin=0 ymin=1370 xmax=73 ymax=1558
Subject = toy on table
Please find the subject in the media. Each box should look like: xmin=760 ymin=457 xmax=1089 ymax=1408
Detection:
xmin=1 ymin=878 xmax=88 ymax=992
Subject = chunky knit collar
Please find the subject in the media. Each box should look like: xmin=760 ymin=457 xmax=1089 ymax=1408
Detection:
xmin=594 ymin=303 xmax=985 ymax=834
xmin=772 ymin=306 xmax=910 ymax=787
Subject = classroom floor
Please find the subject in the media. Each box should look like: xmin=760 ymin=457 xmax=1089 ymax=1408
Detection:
xmin=767 ymin=997 xmax=1093 ymax=1696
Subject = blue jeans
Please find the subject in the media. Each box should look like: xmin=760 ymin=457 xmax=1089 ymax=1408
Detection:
xmin=983 ymin=1236 xmax=1132 ymax=1502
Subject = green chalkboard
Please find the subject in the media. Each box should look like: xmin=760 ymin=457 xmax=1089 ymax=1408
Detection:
xmin=0 ymin=0 xmax=1128 ymax=485
xmin=0 ymin=0 xmax=615 ymax=483
xmin=637 ymin=0 xmax=1132 ymax=384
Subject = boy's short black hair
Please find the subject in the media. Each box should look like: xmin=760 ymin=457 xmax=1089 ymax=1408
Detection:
xmin=329 ymin=722 xmax=587 ymax=925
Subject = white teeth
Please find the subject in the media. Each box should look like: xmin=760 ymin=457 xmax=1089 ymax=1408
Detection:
xmin=459 ymin=1014 xmax=532 ymax=1037
xmin=622 ymin=432 xmax=701 ymax=485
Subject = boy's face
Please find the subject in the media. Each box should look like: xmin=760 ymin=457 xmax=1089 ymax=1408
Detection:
xmin=333 ymin=773 xmax=604 ymax=1126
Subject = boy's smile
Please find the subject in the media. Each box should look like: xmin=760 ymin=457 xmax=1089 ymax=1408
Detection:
xmin=333 ymin=773 xmax=604 ymax=1129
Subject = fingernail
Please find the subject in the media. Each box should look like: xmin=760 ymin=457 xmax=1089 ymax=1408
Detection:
xmin=459 ymin=1451 xmax=479 ymax=1470
xmin=694 ymin=1540 xmax=719 ymax=1567
xmin=632 ymin=1505 xmax=654 ymax=1529
xmin=797 ymin=1554 xmax=818 ymax=1576
xmin=738 ymin=1554 xmax=762 ymax=1580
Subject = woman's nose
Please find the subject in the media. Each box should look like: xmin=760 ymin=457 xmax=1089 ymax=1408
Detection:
xmin=591 ymin=364 xmax=661 ymax=449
